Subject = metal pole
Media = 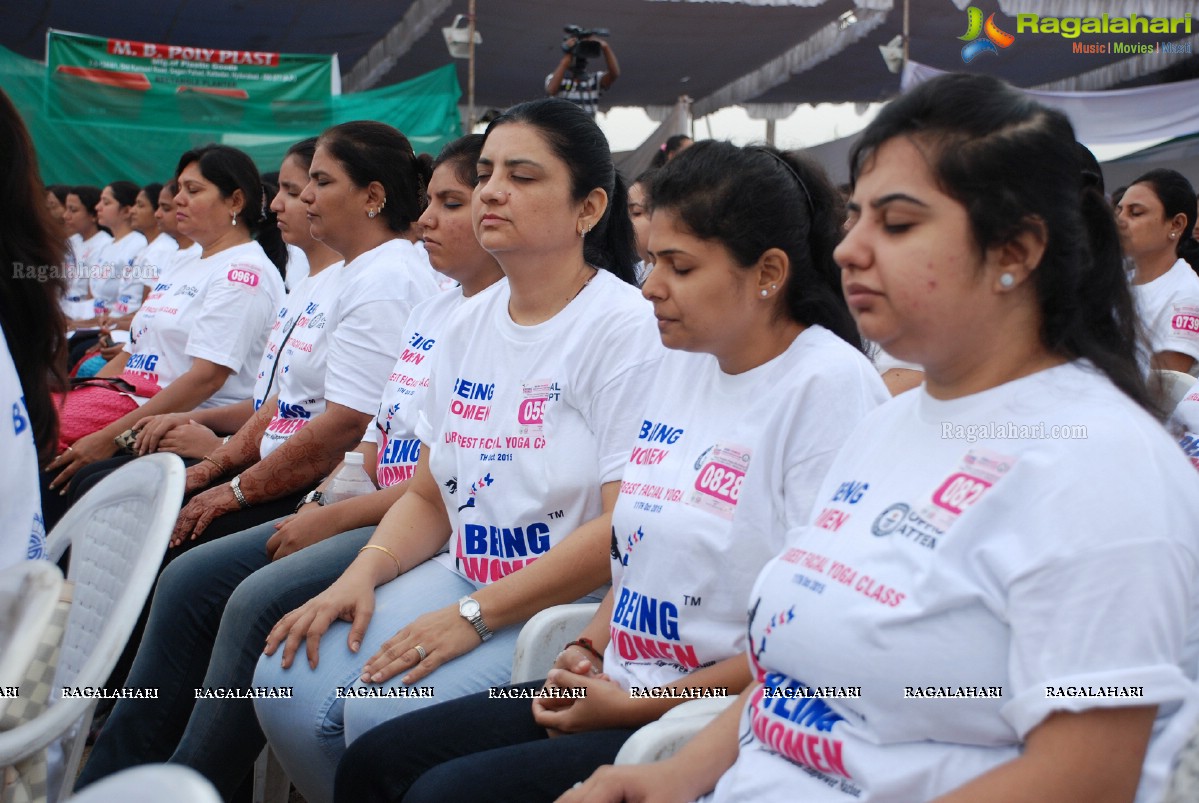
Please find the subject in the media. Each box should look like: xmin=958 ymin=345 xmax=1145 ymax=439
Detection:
xmin=468 ymin=0 xmax=477 ymax=130
xmin=902 ymin=0 xmax=910 ymax=64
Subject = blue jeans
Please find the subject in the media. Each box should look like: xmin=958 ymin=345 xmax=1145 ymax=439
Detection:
xmin=252 ymin=561 xmax=526 ymax=803
xmin=75 ymin=517 xmax=374 ymax=798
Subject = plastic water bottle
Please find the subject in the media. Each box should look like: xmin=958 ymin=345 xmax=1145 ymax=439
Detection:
xmin=323 ymin=451 xmax=376 ymax=504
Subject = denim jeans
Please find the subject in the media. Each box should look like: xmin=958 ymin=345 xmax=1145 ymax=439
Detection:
xmin=75 ymin=518 xmax=374 ymax=798
xmin=252 ymin=560 xmax=526 ymax=803
xmin=334 ymin=681 xmax=636 ymax=803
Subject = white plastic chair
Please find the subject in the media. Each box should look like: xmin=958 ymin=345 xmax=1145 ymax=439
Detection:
xmin=510 ymin=603 xmax=600 ymax=683
xmin=1153 ymin=369 xmax=1198 ymax=412
xmin=0 ymin=453 xmax=184 ymax=803
xmin=615 ymin=695 xmax=735 ymax=764
xmin=0 ymin=560 xmax=64 ymax=720
xmin=510 ymin=603 xmax=733 ymax=765
xmin=68 ymin=764 xmax=220 ymax=803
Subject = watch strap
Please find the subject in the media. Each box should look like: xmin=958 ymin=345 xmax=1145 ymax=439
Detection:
xmin=230 ymin=475 xmax=250 ymax=509
xmin=459 ymin=596 xmax=493 ymax=642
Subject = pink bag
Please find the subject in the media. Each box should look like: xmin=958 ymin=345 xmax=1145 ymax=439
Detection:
xmin=55 ymin=373 xmax=161 ymax=451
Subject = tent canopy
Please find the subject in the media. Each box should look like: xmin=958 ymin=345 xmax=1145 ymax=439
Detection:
xmin=6 ymin=1 xmax=1196 ymax=117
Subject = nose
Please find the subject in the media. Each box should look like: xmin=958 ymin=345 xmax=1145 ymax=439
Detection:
xmin=833 ymin=219 xmax=870 ymax=274
xmin=477 ymin=178 xmax=507 ymax=205
xmin=299 ymin=180 xmax=315 ymax=206
xmin=418 ymin=207 xmax=435 ymax=232
xmin=640 ymin=263 xmax=664 ymax=301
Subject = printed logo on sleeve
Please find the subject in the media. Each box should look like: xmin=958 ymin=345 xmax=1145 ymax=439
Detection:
xmin=227 ymin=263 xmax=261 ymax=291
xmin=1170 ymin=305 xmax=1199 ymax=338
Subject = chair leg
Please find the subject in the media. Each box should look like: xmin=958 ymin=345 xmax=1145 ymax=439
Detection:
xmin=253 ymin=746 xmax=290 ymax=803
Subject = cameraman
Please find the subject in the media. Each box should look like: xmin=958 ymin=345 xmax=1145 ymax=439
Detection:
xmin=546 ymin=31 xmax=620 ymax=118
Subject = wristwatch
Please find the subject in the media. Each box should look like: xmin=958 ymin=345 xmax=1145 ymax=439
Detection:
xmin=296 ymin=489 xmax=326 ymax=512
xmin=458 ymin=596 xmax=493 ymax=642
xmin=229 ymin=475 xmax=250 ymax=509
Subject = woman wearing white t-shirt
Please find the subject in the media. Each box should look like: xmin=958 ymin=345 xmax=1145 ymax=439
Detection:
xmin=76 ymin=134 xmax=506 ymax=799
xmin=45 ymin=145 xmax=286 ymax=498
xmin=567 ymin=74 xmax=1199 ymax=803
xmin=89 ymin=181 xmax=148 ymax=320
xmin=109 ymin=182 xmax=175 ymax=324
xmin=0 ymin=88 xmax=67 ymax=570
xmin=155 ymin=180 xmax=201 ymax=277
xmin=333 ymin=142 xmax=890 ymax=801
xmin=61 ymin=185 xmax=110 ymax=318
xmin=1118 ymin=169 xmax=1199 ymax=374
xmin=156 ymin=124 xmax=439 ymax=551
xmin=253 ymin=98 xmax=660 ymax=803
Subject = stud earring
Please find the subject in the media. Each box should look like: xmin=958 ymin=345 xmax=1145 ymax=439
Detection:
xmin=999 ymin=273 xmax=1015 ymax=289
xmin=368 ymin=208 xmax=378 ymax=219
xmin=760 ymin=289 xmax=769 ymax=297
xmin=771 ymin=284 xmax=777 ymax=290
xmin=1170 ymin=232 xmax=1177 ymax=239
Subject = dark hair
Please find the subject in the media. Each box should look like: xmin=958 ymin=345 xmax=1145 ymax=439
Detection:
xmin=164 ymin=180 xmax=179 ymax=197
xmin=484 ymin=97 xmax=638 ymax=283
xmin=648 ymin=141 xmax=862 ymax=351
xmin=47 ymin=184 xmax=71 ymax=205
xmin=632 ymin=167 xmax=657 ymax=189
xmin=141 ymin=182 xmax=164 ymax=205
xmin=107 ymin=180 xmax=140 ymax=210
xmin=0 ymin=88 xmax=67 ymax=459
xmin=175 ymin=144 xmax=287 ymax=275
xmin=1129 ymin=168 xmax=1199 ymax=273
xmin=433 ymin=134 xmax=485 ymax=187
xmin=70 ymin=185 xmax=103 ymax=230
xmin=651 ymin=134 xmax=694 ymax=168
xmin=850 ymin=72 xmax=1151 ymax=412
xmin=285 ymin=136 xmax=319 ymax=169
xmin=316 ymin=121 xmax=430 ymax=234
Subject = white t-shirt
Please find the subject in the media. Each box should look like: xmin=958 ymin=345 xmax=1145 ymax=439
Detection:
xmin=0 ymin=328 xmax=45 ymax=570
xmin=371 ymin=284 xmax=497 ymax=488
xmin=251 ymin=265 xmax=341 ymax=458
xmin=125 ymin=241 xmax=284 ymax=408
xmin=255 ymin=238 xmax=437 ymax=460
xmin=1133 ymin=258 xmax=1199 ymax=365
xmin=284 ymin=244 xmax=309 ymax=292
xmin=90 ymin=231 xmax=147 ymax=311
xmin=1168 ymin=376 xmax=1199 ymax=472
xmin=419 ymin=271 xmax=662 ymax=587
xmin=709 ymin=361 xmax=1199 ymax=803
xmin=64 ymin=233 xmax=86 ymax=300
xmin=164 ymin=242 xmax=202 ymax=278
xmin=604 ymin=327 xmax=888 ymax=692
xmin=115 ymin=234 xmax=177 ymax=317
xmin=62 ymin=230 xmax=112 ymax=318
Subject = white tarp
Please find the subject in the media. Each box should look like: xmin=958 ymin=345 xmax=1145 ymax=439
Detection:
xmin=902 ymin=60 xmax=1199 ymax=144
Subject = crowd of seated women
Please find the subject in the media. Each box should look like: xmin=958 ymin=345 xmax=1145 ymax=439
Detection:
xmin=3 ymin=71 xmax=1199 ymax=803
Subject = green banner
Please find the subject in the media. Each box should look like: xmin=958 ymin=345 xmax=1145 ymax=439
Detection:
xmin=2 ymin=43 xmax=461 ymax=187
xmin=48 ymin=29 xmax=335 ymax=103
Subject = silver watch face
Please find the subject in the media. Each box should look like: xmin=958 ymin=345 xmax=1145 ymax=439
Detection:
xmin=460 ymin=598 xmax=480 ymax=618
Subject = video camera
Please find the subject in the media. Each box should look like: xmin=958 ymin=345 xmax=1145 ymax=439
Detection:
xmin=562 ymin=25 xmax=610 ymax=60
